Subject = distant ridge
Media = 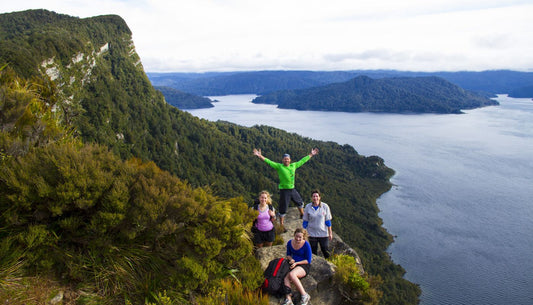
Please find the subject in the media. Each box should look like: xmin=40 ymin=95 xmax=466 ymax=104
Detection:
xmin=147 ymin=69 xmax=533 ymax=97
xmin=252 ymin=75 xmax=498 ymax=114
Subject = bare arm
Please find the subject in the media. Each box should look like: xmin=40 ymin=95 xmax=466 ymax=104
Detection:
xmin=253 ymin=148 xmax=265 ymax=161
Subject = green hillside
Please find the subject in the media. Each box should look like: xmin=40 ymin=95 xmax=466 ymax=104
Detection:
xmin=154 ymin=86 xmax=214 ymax=109
xmin=0 ymin=9 xmax=420 ymax=304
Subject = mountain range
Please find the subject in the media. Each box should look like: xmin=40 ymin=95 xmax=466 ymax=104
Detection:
xmin=147 ymin=69 xmax=533 ymax=97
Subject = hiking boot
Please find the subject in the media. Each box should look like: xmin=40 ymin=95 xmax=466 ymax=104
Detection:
xmin=281 ymin=298 xmax=293 ymax=305
xmin=300 ymin=293 xmax=311 ymax=305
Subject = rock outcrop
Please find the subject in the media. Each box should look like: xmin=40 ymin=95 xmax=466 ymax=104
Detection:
xmin=255 ymin=207 xmax=364 ymax=305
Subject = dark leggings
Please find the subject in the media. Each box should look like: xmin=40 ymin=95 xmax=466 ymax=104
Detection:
xmin=309 ymin=236 xmax=330 ymax=259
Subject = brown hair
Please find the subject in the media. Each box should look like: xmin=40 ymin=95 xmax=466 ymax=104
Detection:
xmin=294 ymin=227 xmax=308 ymax=240
xmin=311 ymin=189 xmax=321 ymax=197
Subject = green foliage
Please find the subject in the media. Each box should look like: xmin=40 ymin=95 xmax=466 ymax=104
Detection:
xmin=0 ymin=141 xmax=262 ymax=303
xmin=0 ymin=68 xmax=263 ymax=302
xmin=0 ymin=237 xmax=25 ymax=291
xmin=330 ymin=255 xmax=383 ymax=305
xmin=195 ymin=279 xmax=269 ymax=305
xmin=0 ymin=9 xmax=420 ymax=304
xmin=253 ymin=75 xmax=498 ymax=114
xmin=154 ymin=86 xmax=214 ymax=109
xmin=0 ymin=66 xmax=74 ymax=161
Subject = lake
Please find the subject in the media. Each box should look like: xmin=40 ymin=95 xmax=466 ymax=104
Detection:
xmin=188 ymin=94 xmax=533 ymax=305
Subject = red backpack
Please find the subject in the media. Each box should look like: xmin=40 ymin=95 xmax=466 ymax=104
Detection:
xmin=262 ymin=257 xmax=290 ymax=297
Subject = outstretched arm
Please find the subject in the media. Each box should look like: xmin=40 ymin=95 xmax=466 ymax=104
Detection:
xmin=309 ymin=147 xmax=319 ymax=158
xmin=253 ymin=148 xmax=265 ymax=161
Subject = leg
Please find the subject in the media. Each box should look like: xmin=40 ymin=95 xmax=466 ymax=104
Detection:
xmin=290 ymin=189 xmax=305 ymax=218
xmin=318 ymin=237 xmax=330 ymax=259
xmin=279 ymin=190 xmax=290 ymax=231
xmin=287 ymin=266 xmax=307 ymax=297
xmin=308 ymin=237 xmax=319 ymax=255
xmin=283 ymin=273 xmax=293 ymax=302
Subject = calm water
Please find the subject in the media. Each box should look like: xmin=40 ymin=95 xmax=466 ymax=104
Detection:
xmin=188 ymin=95 xmax=533 ymax=305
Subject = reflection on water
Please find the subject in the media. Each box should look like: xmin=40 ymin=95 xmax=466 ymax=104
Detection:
xmin=188 ymin=95 xmax=533 ymax=305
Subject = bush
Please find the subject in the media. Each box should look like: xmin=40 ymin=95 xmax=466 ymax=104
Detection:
xmin=330 ymin=254 xmax=383 ymax=305
xmin=195 ymin=279 xmax=269 ymax=305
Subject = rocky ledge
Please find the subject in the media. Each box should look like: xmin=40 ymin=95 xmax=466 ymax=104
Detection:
xmin=255 ymin=207 xmax=364 ymax=305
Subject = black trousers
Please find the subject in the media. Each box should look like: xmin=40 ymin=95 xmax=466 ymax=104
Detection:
xmin=308 ymin=236 xmax=330 ymax=259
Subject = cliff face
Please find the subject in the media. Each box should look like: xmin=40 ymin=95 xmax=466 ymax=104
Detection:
xmin=256 ymin=207 xmax=364 ymax=305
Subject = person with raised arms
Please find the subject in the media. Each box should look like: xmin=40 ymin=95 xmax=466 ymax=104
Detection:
xmin=253 ymin=147 xmax=319 ymax=232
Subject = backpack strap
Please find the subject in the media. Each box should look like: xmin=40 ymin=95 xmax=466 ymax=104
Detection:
xmin=272 ymin=257 xmax=285 ymax=276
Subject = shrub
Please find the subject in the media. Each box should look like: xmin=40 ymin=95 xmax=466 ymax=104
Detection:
xmin=195 ymin=279 xmax=268 ymax=305
xmin=330 ymin=254 xmax=383 ymax=305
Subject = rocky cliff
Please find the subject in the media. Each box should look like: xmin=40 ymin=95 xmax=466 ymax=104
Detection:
xmin=256 ymin=207 xmax=364 ymax=305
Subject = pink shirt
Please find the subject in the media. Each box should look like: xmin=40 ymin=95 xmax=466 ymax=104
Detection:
xmin=256 ymin=207 xmax=274 ymax=232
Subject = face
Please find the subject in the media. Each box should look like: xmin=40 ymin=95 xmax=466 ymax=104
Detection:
xmin=312 ymin=192 xmax=320 ymax=204
xmin=259 ymin=193 xmax=268 ymax=204
xmin=282 ymin=156 xmax=291 ymax=166
xmin=294 ymin=232 xmax=304 ymax=243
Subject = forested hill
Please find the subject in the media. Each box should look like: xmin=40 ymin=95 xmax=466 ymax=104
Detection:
xmin=154 ymin=85 xmax=215 ymax=109
xmin=252 ymin=75 xmax=498 ymax=114
xmin=509 ymin=84 xmax=533 ymax=98
xmin=0 ymin=9 xmax=419 ymax=304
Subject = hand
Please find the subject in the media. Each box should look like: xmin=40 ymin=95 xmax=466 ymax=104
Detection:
xmin=253 ymin=148 xmax=262 ymax=157
xmin=311 ymin=148 xmax=319 ymax=156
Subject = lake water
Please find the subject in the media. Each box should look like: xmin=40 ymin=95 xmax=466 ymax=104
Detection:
xmin=188 ymin=95 xmax=533 ymax=305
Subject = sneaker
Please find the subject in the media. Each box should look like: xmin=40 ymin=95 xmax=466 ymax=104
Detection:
xmin=281 ymin=298 xmax=293 ymax=305
xmin=301 ymin=294 xmax=311 ymax=305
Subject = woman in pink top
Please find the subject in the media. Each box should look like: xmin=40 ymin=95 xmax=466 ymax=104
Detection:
xmin=252 ymin=191 xmax=277 ymax=248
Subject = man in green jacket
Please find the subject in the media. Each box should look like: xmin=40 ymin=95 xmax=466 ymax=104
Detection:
xmin=253 ymin=148 xmax=319 ymax=231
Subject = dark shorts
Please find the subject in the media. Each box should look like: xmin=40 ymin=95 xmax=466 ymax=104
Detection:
xmin=295 ymin=263 xmax=310 ymax=277
xmin=279 ymin=188 xmax=304 ymax=215
xmin=253 ymin=227 xmax=275 ymax=244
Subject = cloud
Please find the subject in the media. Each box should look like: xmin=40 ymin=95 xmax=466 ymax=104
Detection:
xmin=2 ymin=0 xmax=533 ymax=72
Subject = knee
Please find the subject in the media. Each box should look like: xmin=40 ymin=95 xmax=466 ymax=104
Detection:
xmin=288 ymin=271 xmax=299 ymax=282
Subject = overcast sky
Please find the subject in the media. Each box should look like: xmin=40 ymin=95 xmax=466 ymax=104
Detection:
xmin=2 ymin=0 xmax=533 ymax=72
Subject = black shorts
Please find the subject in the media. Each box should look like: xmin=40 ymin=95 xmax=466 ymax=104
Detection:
xmin=253 ymin=227 xmax=275 ymax=244
xmin=279 ymin=188 xmax=304 ymax=215
xmin=296 ymin=263 xmax=310 ymax=277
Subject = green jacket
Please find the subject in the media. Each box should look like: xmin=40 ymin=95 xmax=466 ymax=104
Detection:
xmin=264 ymin=155 xmax=311 ymax=189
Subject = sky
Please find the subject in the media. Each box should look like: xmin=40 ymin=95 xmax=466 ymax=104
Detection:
xmin=2 ymin=0 xmax=533 ymax=73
